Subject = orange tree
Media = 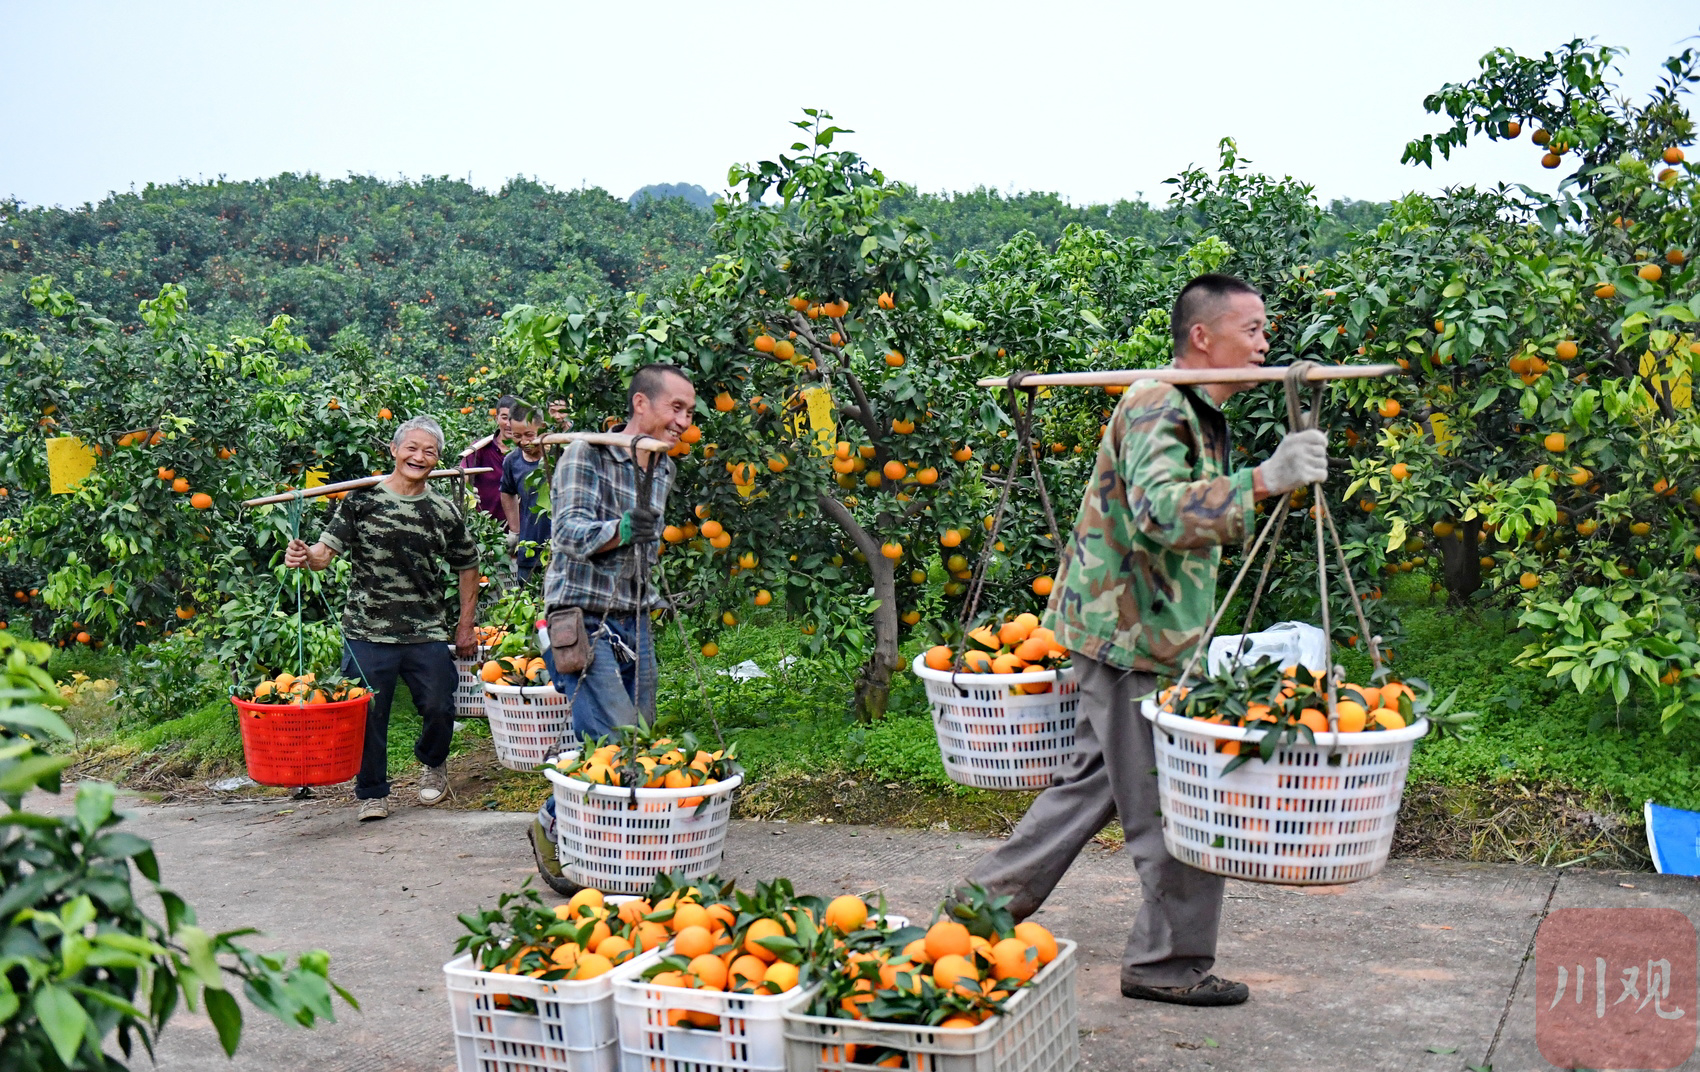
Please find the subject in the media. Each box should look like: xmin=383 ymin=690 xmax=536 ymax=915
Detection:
xmin=486 ymin=112 xmax=1058 ymax=719
xmin=1284 ymin=38 xmax=1700 ymax=725
xmin=0 ymin=277 xmax=503 ymax=681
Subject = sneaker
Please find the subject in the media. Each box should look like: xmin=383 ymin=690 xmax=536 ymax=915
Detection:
xmin=419 ymin=763 xmax=450 ymax=806
xmin=1122 ymin=975 xmax=1250 ymax=1007
xmin=358 ymin=798 xmax=389 ymax=822
xmin=529 ymin=820 xmax=583 ymax=897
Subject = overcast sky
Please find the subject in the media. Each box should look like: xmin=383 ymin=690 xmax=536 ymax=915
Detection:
xmin=2 ymin=1 xmax=1695 ymax=212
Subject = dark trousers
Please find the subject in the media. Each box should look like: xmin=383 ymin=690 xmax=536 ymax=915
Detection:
xmin=968 ymin=650 xmax=1226 ymax=988
xmin=341 ymin=639 xmax=457 ymax=800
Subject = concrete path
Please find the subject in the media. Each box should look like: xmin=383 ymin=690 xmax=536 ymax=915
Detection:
xmin=45 ymin=790 xmax=1700 ymax=1071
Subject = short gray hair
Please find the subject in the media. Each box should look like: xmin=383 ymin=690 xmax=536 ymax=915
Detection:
xmin=391 ymin=415 xmax=445 ymax=455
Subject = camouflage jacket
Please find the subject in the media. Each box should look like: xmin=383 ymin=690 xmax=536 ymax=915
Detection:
xmin=1044 ymin=381 xmax=1255 ymax=675
xmin=320 ymin=484 xmax=479 ymax=644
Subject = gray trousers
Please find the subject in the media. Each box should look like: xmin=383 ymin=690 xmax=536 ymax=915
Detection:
xmin=968 ymin=650 xmax=1226 ymax=988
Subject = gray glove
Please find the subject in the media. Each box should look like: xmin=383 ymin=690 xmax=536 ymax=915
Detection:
xmin=505 ymin=532 xmax=522 ymax=554
xmin=1258 ymin=429 xmax=1330 ymax=496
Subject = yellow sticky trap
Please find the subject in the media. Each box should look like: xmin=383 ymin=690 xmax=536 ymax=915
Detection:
xmin=1428 ymin=413 xmax=1453 ymax=456
xmin=804 ymin=387 xmax=835 ymax=456
xmin=304 ymin=467 xmax=329 ymax=488
xmin=47 ymin=436 xmax=97 ymax=494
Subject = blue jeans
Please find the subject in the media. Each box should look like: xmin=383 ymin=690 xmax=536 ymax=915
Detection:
xmin=544 ymin=613 xmax=656 ymax=745
xmin=340 ymin=639 xmax=457 ymax=800
xmin=539 ymin=613 xmax=655 ymax=841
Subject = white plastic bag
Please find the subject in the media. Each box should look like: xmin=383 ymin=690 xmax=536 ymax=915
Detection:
xmin=1206 ymin=621 xmax=1329 ymax=677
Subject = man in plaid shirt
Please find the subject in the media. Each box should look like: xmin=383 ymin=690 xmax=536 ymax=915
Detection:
xmin=532 ymin=364 xmax=693 ymax=889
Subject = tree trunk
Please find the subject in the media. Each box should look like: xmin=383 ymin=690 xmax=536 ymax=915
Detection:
xmin=817 ymin=494 xmax=900 ymax=722
xmin=1438 ymin=514 xmax=1482 ymax=604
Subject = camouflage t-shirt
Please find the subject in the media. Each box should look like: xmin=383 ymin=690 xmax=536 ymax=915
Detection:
xmin=319 ymin=483 xmax=479 ymax=644
xmin=1044 ymin=380 xmax=1256 ymax=675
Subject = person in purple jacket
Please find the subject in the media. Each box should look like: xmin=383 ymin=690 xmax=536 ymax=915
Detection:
xmin=462 ymin=395 xmax=517 ymax=523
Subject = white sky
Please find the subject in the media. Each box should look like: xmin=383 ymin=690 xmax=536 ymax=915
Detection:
xmin=2 ymin=1 xmax=1695 ymax=212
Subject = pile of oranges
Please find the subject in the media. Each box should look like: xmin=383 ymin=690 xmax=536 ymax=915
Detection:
xmin=830 ymin=911 xmax=1059 ymax=1032
xmin=479 ymin=653 xmax=548 ymax=686
xmin=1158 ymin=664 xmax=1416 ymax=752
xmin=471 ymin=624 xmax=509 ymax=649
xmin=644 ymin=890 xmax=807 ymax=1027
xmin=474 ymin=886 xmax=681 ymax=1001
xmin=238 ymin=671 xmax=367 ymax=706
xmin=922 ymin=613 xmax=1068 ymax=690
xmin=549 ymin=736 xmax=733 ymax=808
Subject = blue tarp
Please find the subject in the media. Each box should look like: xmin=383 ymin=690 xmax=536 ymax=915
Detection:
xmin=1645 ymin=800 xmax=1700 ymax=876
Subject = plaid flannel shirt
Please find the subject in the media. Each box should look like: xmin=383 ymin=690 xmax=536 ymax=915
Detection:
xmin=544 ymin=440 xmax=675 ymax=616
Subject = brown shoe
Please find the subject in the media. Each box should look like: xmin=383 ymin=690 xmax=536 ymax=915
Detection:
xmin=1123 ymin=975 xmax=1249 ymax=1006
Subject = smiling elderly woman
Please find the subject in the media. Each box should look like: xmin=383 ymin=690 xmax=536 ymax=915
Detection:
xmin=284 ymin=415 xmax=481 ymax=821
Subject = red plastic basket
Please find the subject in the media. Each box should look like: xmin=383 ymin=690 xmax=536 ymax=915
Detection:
xmin=232 ymin=695 xmax=370 ymax=786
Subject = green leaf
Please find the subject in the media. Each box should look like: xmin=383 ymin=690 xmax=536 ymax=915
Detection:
xmin=33 ymin=983 xmax=90 ymax=1065
xmin=181 ymin=926 xmax=224 ymax=990
xmin=1428 ymin=1045 xmax=1458 ymax=1054
xmin=205 ymin=986 xmax=244 ymax=1056
xmin=1470 ymin=386 xmax=1501 ymax=415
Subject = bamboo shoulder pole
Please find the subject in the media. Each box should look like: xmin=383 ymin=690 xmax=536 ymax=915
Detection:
xmin=241 ymin=468 xmax=492 ymax=508
xmin=460 ymin=434 xmax=496 ymax=457
xmin=538 ymin=431 xmax=674 ymax=453
xmin=976 ymin=364 xmax=1405 ymax=388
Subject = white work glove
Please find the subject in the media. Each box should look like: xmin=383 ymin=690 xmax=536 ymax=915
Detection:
xmin=1257 ymin=429 xmax=1330 ymax=496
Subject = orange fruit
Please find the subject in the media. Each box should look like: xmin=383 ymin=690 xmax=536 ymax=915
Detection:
xmin=933 ymin=954 xmax=981 ymax=994
xmin=632 ymin=920 xmax=670 ymax=952
xmin=924 ymin=920 xmax=972 ymax=961
xmin=885 ymin=351 xmax=905 ymax=367
xmin=939 ymin=1015 xmax=980 ymax=1029
xmin=689 ymin=953 xmax=729 ymax=990
xmin=171 ymin=477 xmax=190 ymax=493
xmin=1543 ymin=432 xmax=1566 ymax=452
xmin=1297 ymin=708 xmax=1328 ymax=734
xmin=729 ymin=954 xmax=768 ymax=989
xmin=990 ymin=937 xmax=1038 ymax=983
xmin=1377 ymin=398 xmax=1401 ymax=419
xmin=961 ymin=649 xmax=993 ymax=673
xmin=881 ymin=542 xmax=903 ymax=560
xmin=714 ymin=392 xmax=736 ymax=412
xmin=1639 ymin=264 xmax=1663 ymax=282
xmin=1372 ymin=708 xmax=1406 ymax=730
xmin=754 ymin=334 xmax=776 ymax=353
xmin=824 ymin=895 xmax=869 ymax=934
xmin=952 ymin=446 xmax=972 ymax=462
xmin=744 ymin=918 xmax=786 ymax=962
xmin=883 ymin=459 xmax=906 ymax=480
xmin=190 ymin=492 xmax=213 ymax=509
xmin=1031 ymin=575 xmax=1054 ymax=596
xmin=1519 ymin=571 xmax=1540 ymax=590
xmin=572 ymin=953 xmax=613 ymax=980
xmin=1390 ymin=463 xmax=1410 ymax=480
xmin=597 ymin=935 xmax=635 ymax=964
xmin=674 ymin=924 xmax=716 ymax=959
xmin=762 ymin=960 xmax=800 ymax=992
xmin=990 ymin=653 xmax=1025 ymax=674
xmin=705 ymin=903 xmax=737 ymax=932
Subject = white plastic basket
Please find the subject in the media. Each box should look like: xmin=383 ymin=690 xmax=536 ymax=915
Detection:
xmin=912 ymin=655 xmax=1079 ymax=791
xmin=782 ymin=938 xmax=1078 ymax=1072
xmin=452 ymin=645 xmax=491 ymax=720
xmin=486 ymin=682 xmax=572 ymax=771
xmin=444 ymin=943 xmax=666 ymax=1072
xmin=544 ymin=754 xmax=741 ymax=896
xmin=1142 ymin=700 xmax=1428 ymax=885
xmin=613 ymin=970 xmax=813 ymax=1072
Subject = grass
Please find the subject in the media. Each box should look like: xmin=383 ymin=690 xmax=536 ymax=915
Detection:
xmin=36 ymin=574 xmax=1700 ymax=865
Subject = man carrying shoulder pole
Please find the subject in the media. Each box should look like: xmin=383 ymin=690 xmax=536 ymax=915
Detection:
xmin=529 ymin=365 xmax=696 ymax=890
xmin=285 ymin=415 xmax=481 ymax=821
xmin=964 ymin=274 xmax=1330 ymax=1007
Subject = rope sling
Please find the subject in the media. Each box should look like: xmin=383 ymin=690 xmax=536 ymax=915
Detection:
xmin=950 ymin=363 xmax=1382 ymax=733
xmin=1168 ymin=360 xmax=1384 ymax=741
